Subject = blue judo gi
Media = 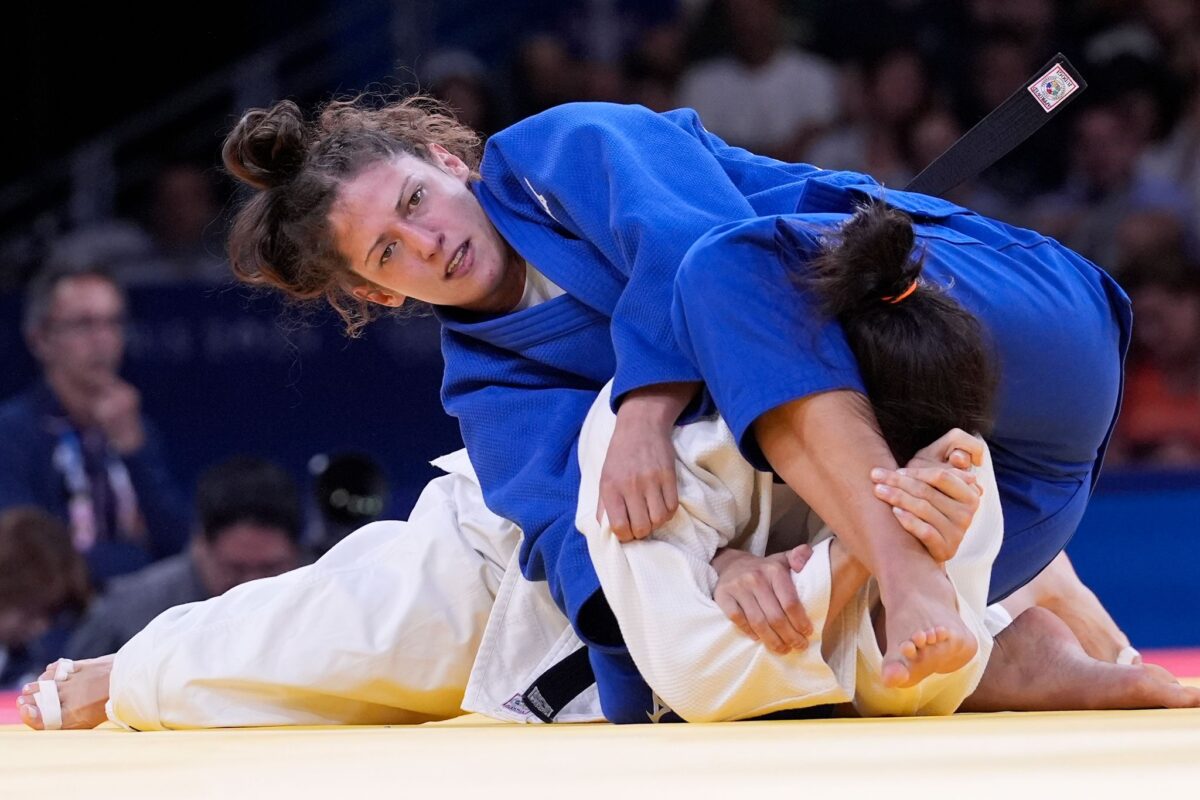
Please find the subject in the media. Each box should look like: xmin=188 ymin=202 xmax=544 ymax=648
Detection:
xmin=434 ymin=103 xmax=1129 ymax=722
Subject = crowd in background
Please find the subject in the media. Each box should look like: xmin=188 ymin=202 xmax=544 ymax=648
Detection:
xmin=2 ymin=0 xmax=1199 ymax=689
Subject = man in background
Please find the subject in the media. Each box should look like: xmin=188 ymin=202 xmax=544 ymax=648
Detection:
xmin=66 ymin=456 xmax=304 ymax=659
xmin=0 ymin=264 xmax=188 ymax=585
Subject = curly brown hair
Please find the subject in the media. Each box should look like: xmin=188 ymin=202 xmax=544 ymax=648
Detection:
xmin=223 ymin=94 xmax=483 ymax=336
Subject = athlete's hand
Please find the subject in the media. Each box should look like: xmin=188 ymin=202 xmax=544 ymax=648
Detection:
xmin=870 ymin=429 xmax=985 ymax=562
xmin=597 ymin=383 xmax=696 ymax=542
xmin=909 ymin=428 xmax=985 ymax=472
xmin=712 ymin=546 xmax=814 ymax=654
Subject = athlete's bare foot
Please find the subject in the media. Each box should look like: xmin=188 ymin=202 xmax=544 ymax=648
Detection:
xmin=17 ymin=655 xmax=114 ymax=730
xmin=878 ymin=559 xmax=978 ymax=688
xmin=961 ymin=607 xmax=1200 ymax=711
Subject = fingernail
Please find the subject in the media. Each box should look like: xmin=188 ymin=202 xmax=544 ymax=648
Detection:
xmin=892 ymin=506 xmax=905 ymax=517
xmin=874 ymin=484 xmax=890 ymax=496
xmin=896 ymin=468 xmax=908 ymax=476
xmin=870 ymin=468 xmax=886 ymax=481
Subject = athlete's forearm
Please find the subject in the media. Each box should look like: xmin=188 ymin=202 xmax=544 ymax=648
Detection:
xmin=752 ymin=390 xmax=938 ymax=598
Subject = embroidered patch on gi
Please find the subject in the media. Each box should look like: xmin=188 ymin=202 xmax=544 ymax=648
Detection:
xmin=524 ymin=686 xmax=554 ymax=719
xmin=502 ymin=693 xmax=533 ymax=718
xmin=1027 ymin=64 xmax=1079 ymax=112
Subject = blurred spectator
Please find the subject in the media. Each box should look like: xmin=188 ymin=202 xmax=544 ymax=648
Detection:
xmin=676 ymin=0 xmax=838 ymax=160
xmin=422 ymin=48 xmax=505 ymax=135
xmin=46 ymin=164 xmax=228 ymax=287
xmin=1113 ymin=208 xmax=1190 ymax=278
xmin=1029 ymin=102 xmax=1195 ymax=269
xmin=0 ymin=264 xmax=189 ymax=586
xmin=305 ymin=452 xmax=389 ymax=556
xmin=1109 ymin=255 xmax=1200 ymax=466
xmin=1142 ymin=65 xmax=1200 ymax=254
xmin=968 ymin=0 xmax=1060 ymax=56
xmin=0 ymin=507 xmax=90 ymax=689
xmin=65 ymin=456 xmax=304 ymax=659
xmin=1139 ymin=0 xmax=1200 ymax=80
xmin=805 ymin=47 xmax=931 ymax=187
xmin=621 ymin=19 xmax=688 ymax=112
xmin=138 ymin=163 xmax=228 ymax=285
xmin=511 ymin=34 xmax=585 ymax=119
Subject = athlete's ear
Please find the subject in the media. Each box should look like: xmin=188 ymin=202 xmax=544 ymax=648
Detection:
xmin=351 ymin=284 xmax=406 ymax=308
xmin=428 ymin=143 xmax=469 ymax=181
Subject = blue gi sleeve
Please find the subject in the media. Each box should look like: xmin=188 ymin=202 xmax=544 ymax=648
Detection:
xmin=483 ymin=103 xmax=781 ymax=408
xmin=439 ymin=328 xmax=606 ymax=628
xmin=672 ymin=215 xmax=867 ymax=470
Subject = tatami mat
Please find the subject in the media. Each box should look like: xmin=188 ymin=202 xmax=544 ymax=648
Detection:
xmin=2 ymin=699 xmax=1198 ymax=799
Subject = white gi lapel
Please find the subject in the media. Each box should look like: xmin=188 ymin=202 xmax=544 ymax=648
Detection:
xmin=461 ymin=545 xmax=603 ymax=723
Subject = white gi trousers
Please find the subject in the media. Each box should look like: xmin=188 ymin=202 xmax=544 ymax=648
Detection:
xmin=107 ymin=451 xmax=520 ymax=729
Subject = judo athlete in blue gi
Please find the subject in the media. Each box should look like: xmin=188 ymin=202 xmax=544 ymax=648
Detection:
xmin=220 ymin=97 xmax=1131 ymax=721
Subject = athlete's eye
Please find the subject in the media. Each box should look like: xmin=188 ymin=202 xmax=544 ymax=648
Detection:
xmin=381 ymin=243 xmax=395 ymax=265
xmin=408 ymin=186 xmax=424 ymax=209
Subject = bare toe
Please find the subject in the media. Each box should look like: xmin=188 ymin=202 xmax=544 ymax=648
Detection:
xmin=19 ymin=700 xmax=44 ymax=730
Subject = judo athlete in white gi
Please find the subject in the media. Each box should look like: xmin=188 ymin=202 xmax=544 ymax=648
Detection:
xmin=18 ymin=421 xmax=994 ymax=731
xmin=19 ymin=435 xmax=1199 ymax=730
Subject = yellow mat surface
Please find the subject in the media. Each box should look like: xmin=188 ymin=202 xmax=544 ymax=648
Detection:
xmin=3 ymin=703 xmax=1199 ymax=799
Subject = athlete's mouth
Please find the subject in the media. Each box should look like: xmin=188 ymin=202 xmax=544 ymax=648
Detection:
xmin=446 ymin=241 xmax=468 ymax=277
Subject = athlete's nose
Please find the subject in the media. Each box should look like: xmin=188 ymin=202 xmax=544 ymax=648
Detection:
xmin=399 ymin=223 xmax=442 ymax=262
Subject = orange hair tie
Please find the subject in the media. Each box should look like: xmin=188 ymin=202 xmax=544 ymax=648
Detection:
xmin=881 ymin=280 xmax=918 ymax=304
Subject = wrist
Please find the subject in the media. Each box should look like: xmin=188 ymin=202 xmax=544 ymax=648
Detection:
xmin=618 ymin=382 xmax=699 ymax=427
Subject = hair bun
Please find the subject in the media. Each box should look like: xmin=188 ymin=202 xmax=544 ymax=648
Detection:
xmin=838 ymin=202 xmax=922 ymax=301
xmin=223 ymin=100 xmax=308 ymax=190
xmin=792 ymin=200 xmax=926 ymax=318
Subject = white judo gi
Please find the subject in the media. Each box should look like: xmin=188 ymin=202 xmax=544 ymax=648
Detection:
xmin=106 ymin=395 xmax=1004 ymax=729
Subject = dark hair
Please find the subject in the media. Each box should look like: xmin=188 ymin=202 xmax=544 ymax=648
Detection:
xmin=22 ymin=262 xmax=124 ymax=339
xmin=0 ymin=507 xmax=90 ymax=614
xmin=222 ymin=94 xmax=483 ymax=336
xmin=195 ymin=457 xmax=302 ymax=543
xmin=785 ymin=202 xmax=997 ymax=464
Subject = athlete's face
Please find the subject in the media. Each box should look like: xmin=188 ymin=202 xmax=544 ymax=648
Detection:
xmin=330 ymin=148 xmax=524 ymax=314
